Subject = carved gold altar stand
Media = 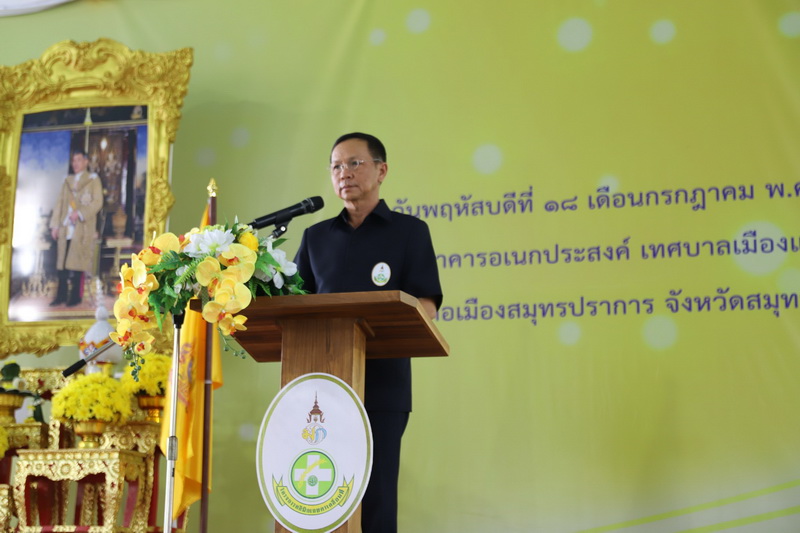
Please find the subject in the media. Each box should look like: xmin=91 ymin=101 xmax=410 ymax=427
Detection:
xmin=0 ymin=420 xmax=49 ymax=525
xmin=13 ymin=448 xmax=147 ymax=532
xmin=11 ymin=420 xmax=164 ymax=532
xmin=0 ymin=368 xmax=71 ymax=529
xmin=0 ymin=422 xmax=49 ymax=481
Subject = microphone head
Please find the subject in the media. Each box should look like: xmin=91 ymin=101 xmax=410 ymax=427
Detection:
xmin=305 ymin=196 xmax=324 ymax=213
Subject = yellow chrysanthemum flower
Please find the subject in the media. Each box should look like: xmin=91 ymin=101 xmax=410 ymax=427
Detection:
xmin=237 ymin=231 xmax=260 ymax=251
xmin=121 ymin=352 xmax=172 ymax=396
xmin=51 ymin=373 xmax=132 ymax=423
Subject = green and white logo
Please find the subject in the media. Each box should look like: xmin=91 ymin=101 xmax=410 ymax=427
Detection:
xmin=292 ymin=451 xmax=335 ymax=498
xmin=257 ymin=373 xmax=372 ymax=533
xmin=371 ymin=262 xmax=391 ymax=286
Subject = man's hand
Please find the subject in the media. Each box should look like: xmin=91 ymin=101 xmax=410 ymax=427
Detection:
xmin=68 ymin=210 xmax=80 ymax=223
xmin=50 ymin=227 xmax=59 ymax=240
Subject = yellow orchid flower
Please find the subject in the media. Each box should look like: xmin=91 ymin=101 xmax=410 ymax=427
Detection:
xmin=110 ymin=318 xmax=153 ymax=349
xmin=215 ymin=278 xmax=252 ymax=313
xmin=110 ymin=318 xmax=135 ymax=346
xmin=195 ymin=256 xmax=222 ymax=287
xmin=218 ymin=313 xmax=248 ymax=335
xmin=131 ymin=330 xmax=155 ymax=356
xmin=113 ymin=288 xmax=155 ymax=328
xmin=222 ymin=264 xmax=254 ymax=284
xmin=114 ymin=288 xmax=147 ymax=319
xmin=138 ymin=232 xmax=180 ymax=266
xmin=220 ymin=242 xmax=257 ymax=267
xmin=120 ymin=255 xmax=159 ymax=294
xmin=202 ymin=280 xmax=252 ymax=322
xmin=201 ymin=300 xmax=225 ymax=324
xmin=219 ymin=243 xmax=256 ymax=282
xmin=195 ymin=256 xmax=226 ymax=297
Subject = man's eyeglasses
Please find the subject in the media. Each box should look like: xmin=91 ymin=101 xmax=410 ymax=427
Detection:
xmin=330 ymin=159 xmax=383 ymax=175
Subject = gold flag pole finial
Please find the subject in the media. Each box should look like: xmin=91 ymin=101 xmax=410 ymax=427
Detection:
xmin=207 ymin=178 xmax=217 ymax=198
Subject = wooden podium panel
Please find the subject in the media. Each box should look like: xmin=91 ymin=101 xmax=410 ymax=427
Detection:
xmin=218 ymin=290 xmax=449 ymax=364
xmin=193 ymin=291 xmax=448 ymax=533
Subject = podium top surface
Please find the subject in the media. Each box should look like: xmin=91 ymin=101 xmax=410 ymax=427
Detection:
xmin=206 ymin=290 xmax=449 ymax=363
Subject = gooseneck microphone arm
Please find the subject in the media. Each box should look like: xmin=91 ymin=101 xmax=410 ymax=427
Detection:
xmin=62 ymin=341 xmax=116 ymax=378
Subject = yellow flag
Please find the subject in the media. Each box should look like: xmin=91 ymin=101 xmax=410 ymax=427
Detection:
xmin=160 ymin=208 xmax=223 ymax=519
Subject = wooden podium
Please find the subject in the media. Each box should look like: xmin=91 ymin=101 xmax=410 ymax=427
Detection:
xmin=231 ymin=290 xmax=449 ymax=533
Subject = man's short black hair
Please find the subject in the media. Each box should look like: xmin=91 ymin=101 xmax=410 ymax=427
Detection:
xmin=331 ymin=132 xmax=387 ymax=163
xmin=72 ymin=150 xmax=88 ymax=158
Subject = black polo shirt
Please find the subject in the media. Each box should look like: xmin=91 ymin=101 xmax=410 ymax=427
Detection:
xmin=294 ymin=199 xmax=443 ymax=412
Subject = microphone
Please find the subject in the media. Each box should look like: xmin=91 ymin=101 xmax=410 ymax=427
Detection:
xmin=62 ymin=341 xmax=116 ymax=378
xmin=249 ymin=196 xmax=324 ymax=230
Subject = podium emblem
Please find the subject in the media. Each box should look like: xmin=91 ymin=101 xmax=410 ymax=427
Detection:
xmin=257 ymin=373 xmax=372 ymax=533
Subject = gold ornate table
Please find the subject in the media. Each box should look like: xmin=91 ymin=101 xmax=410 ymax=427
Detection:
xmin=0 ymin=422 xmax=49 ymax=483
xmin=102 ymin=421 xmax=161 ymax=531
xmin=13 ymin=448 xmax=148 ymax=532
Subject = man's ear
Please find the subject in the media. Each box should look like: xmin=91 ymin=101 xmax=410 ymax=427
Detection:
xmin=377 ymin=162 xmax=388 ymax=184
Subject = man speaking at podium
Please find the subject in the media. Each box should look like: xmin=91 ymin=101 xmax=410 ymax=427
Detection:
xmin=294 ymin=132 xmax=443 ymax=533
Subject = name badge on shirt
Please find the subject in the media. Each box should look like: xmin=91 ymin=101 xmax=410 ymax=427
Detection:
xmin=371 ymin=262 xmax=391 ymax=287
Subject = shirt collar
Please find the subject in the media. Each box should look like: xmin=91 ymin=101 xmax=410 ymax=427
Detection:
xmin=334 ymin=199 xmax=392 ymax=226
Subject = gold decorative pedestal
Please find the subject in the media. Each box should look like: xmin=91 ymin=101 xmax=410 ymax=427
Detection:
xmin=0 ymin=422 xmax=49 ymax=528
xmin=136 ymin=396 xmax=165 ymax=424
xmin=13 ymin=448 xmax=148 ymax=532
xmin=73 ymin=420 xmax=108 ymax=449
xmin=0 ymin=393 xmax=24 ymax=424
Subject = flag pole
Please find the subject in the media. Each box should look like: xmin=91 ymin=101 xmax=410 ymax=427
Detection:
xmin=200 ymin=179 xmax=217 ymax=533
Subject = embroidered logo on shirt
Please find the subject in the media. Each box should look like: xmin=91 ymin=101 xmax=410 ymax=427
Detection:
xmin=371 ymin=262 xmax=391 ymax=286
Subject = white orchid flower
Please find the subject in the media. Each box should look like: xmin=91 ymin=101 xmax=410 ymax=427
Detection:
xmin=254 ymin=248 xmax=298 ymax=289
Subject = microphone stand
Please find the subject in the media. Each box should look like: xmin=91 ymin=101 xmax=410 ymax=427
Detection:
xmin=163 ymin=312 xmax=185 ymax=532
xmin=271 ymin=222 xmax=289 ymax=239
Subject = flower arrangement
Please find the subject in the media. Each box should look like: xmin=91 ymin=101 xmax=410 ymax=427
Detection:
xmin=110 ymin=222 xmax=305 ymax=374
xmin=51 ymin=373 xmax=132 ymax=424
xmin=120 ymin=352 xmax=171 ymax=396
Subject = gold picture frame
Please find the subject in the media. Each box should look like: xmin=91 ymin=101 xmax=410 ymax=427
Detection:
xmin=0 ymin=39 xmax=192 ymax=356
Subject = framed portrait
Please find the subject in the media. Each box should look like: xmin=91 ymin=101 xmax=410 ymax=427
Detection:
xmin=0 ymin=39 xmax=192 ymax=356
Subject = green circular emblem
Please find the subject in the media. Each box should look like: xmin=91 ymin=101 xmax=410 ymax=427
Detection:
xmin=290 ymin=451 xmax=336 ymax=499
